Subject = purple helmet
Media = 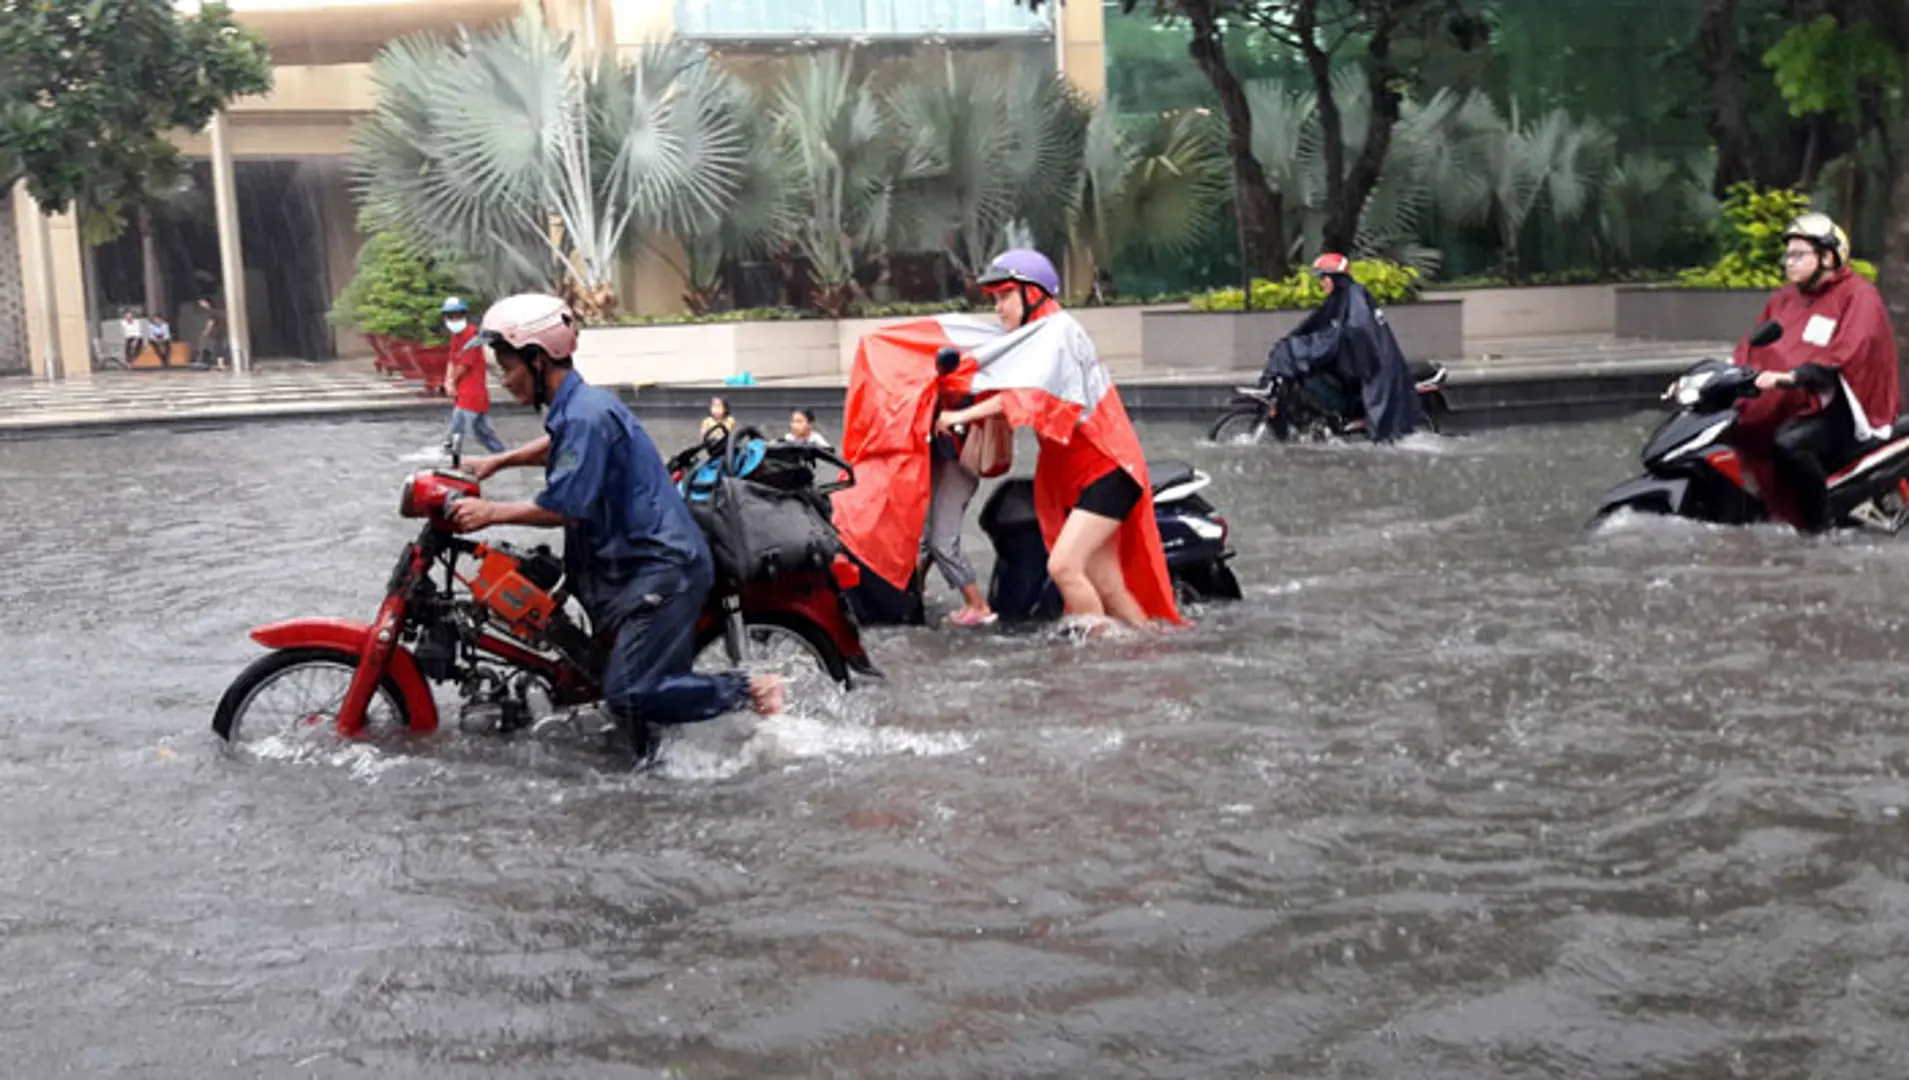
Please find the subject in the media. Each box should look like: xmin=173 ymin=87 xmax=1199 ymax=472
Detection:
xmin=976 ymin=248 xmax=1061 ymax=296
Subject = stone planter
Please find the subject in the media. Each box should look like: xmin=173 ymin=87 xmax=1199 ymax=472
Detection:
xmin=576 ymin=305 xmax=1159 ymax=390
xmin=1423 ymin=284 xmax=1618 ymax=340
xmin=1615 ymin=286 xmax=1765 ymax=343
xmin=1140 ymin=299 xmax=1463 ymax=375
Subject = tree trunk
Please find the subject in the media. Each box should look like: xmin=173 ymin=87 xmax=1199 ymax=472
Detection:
xmin=1698 ymin=0 xmax=1757 ymax=194
xmin=1882 ymin=110 xmax=1909 ymax=388
xmin=1183 ymin=1 xmax=1288 ymax=280
xmin=139 ymin=206 xmax=166 ymax=321
xmin=1335 ymin=26 xmax=1402 ymax=253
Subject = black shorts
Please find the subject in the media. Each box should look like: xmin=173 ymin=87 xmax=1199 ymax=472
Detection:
xmin=1075 ymin=467 xmax=1143 ymax=521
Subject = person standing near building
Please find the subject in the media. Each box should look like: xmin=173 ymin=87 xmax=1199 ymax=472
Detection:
xmin=441 ymin=297 xmax=505 ymax=454
xmin=196 ymin=297 xmax=228 ymax=372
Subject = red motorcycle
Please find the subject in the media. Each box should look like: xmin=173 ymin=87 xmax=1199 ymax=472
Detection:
xmin=211 ymin=430 xmax=878 ymax=745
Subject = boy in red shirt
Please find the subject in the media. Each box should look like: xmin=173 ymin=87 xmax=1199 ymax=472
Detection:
xmin=441 ymin=296 xmax=506 ymax=453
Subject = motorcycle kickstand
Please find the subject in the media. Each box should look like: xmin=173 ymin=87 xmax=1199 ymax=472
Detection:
xmin=722 ymin=593 xmax=747 ymax=666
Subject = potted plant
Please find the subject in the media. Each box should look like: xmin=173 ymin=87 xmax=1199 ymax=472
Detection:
xmin=328 ymin=230 xmax=471 ymax=394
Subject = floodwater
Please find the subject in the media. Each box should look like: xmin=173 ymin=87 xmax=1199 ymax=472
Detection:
xmin=5 ymin=408 xmax=1909 ymax=1079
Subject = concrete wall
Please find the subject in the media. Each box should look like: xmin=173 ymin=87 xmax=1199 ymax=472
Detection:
xmin=1425 ymin=284 xmax=1617 ymax=340
xmin=575 ymin=306 xmax=1153 ymax=389
xmin=1141 ymin=300 xmax=1465 ymax=374
xmin=1615 ymin=287 xmax=1766 ymax=343
xmin=0 ymin=199 xmax=26 ymax=373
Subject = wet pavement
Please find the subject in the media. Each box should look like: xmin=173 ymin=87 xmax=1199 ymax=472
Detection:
xmin=5 ymin=409 xmax=1909 ymax=1078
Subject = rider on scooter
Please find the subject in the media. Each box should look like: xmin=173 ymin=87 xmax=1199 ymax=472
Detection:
xmin=443 ymin=293 xmax=784 ymax=752
xmin=1257 ymin=253 xmax=1425 ymax=441
xmin=1731 ymin=212 xmax=1900 ymax=532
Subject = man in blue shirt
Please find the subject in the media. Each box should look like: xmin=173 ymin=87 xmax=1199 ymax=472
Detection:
xmin=445 ymin=294 xmax=783 ymax=753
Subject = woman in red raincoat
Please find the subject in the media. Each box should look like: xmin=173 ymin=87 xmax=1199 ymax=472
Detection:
xmin=933 ymin=249 xmax=1171 ymax=628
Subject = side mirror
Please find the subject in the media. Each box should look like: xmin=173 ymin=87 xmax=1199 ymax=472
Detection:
xmin=1748 ymin=320 xmax=1783 ymax=348
xmin=448 ymin=431 xmax=464 ymax=470
xmin=935 ymin=346 xmax=961 ymax=375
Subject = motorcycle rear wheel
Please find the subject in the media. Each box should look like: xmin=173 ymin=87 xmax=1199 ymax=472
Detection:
xmin=212 ymin=646 xmax=410 ymax=744
xmin=693 ymin=612 xmax=850 ymax=687
xmin=1208 ymin=405 xmax=1284 ymax=445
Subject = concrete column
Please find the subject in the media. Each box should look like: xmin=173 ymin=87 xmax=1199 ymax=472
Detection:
xmin=1058 ymin=0 xmax=1107 ymax=302
xmin=11 ymin=182 xmax=91 ymax=381
xmin=208 ymin=110 xmax=251 ymax=372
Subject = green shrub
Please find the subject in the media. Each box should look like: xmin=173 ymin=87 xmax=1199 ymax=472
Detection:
xmin=328 ymin=230 xmax=470 ymax=344
xmin=1675 ymin=183 xmax=1826 ymax=290
xmin=1189 ymin=259 xmax=1421 ymax=312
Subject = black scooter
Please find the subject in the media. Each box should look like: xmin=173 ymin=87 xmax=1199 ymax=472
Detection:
xmin=978 ymin=458 xmax=1242 ymax=620
xmin=1591 ymin=320 xmax=1909 ymax=533
xmin=1208 ymin=364 xmax=1451 ymax=444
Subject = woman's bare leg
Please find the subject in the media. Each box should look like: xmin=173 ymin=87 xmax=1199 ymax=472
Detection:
xmin=1084 ymin=539 xmax=1148 ymax=626
xmin=1047 ymin=508 xmax=1124 ymax=618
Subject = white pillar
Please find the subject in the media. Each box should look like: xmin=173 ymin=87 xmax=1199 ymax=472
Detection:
xmin=208 ymin=110 xmax=251 ymax=373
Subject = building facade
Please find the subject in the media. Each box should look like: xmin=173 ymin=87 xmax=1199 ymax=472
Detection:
xmin=7 ymin=0 xmax=1106 ymax=379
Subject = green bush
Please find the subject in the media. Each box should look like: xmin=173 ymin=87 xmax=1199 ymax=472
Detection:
xmin=1675 ymin=183 xmax=1819 ymax=290
xmin=328 ymin=231 xmax=470 ymax=344
xmin=1189 ymin=259 xmax=1421 ymax=312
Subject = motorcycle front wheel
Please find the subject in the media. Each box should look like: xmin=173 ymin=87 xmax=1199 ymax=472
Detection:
xmin=1208 ymin=405 xmax=1286 ymax=445
xmin=211 ymin=646 xmax=410 ymax=745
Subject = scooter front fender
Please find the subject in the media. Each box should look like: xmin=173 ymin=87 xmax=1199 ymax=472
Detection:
xmin=1591 ymin=475 xmax=1690 ymax=522
xmin=249 ymin=617 xmax=441 ymax=734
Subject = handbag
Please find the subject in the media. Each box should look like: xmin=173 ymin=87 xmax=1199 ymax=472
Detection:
xmin=958 ymin=414 xmax=1014 ymax=479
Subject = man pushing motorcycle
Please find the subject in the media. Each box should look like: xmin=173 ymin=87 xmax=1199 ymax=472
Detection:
xmin=1731 ymin=212 xmax=1900 ymax=533
xmin=442 ymin=293 xmax=784 ymax=753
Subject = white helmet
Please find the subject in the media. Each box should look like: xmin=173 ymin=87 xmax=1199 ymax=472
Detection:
xmin=478 ymin=293 xmax=578 ymax=361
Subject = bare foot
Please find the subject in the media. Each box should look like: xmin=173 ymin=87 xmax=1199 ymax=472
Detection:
xmin=748 ymin=674 xmax=785 ymax=716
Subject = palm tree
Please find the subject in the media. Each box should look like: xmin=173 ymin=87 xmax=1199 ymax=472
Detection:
xmin=1072 ymin=106 xmax=1228 ymax=300
xmin=350 ymin=11 xmax=746 ymax=320
xmin=769 ymin=51 xmax=898 ymax=318
xmin=1242 ymin=72 xmax=1467 ymax=275
xmin=1440 ymin=95 xmax=1615 ymax=282
xmin=887 ymin=51 xmax=1088 ymax=291
xmin=672 ymin=75 xmax=799 ymax=313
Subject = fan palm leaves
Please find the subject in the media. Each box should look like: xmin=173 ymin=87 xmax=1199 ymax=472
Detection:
xmin=1440 ymin=94 xmax=1615 ymax=281
xmin=887 ymin=54 xmax=1087 ymax=281
xmin=1072 ymin=105 xmax=1228 ymax=291
xmin=350 ymin=10 xmax=746 ymax=319
xmin=769 ymin=51 xmax=898 ymax=316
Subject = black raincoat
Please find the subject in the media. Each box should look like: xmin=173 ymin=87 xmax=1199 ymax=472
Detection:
xmin=1259 ymin=278 xmax=1425 ymax=442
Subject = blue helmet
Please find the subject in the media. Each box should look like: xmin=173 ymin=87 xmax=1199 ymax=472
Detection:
xmin=976 ymin=249 xmax=1061 ymax=296
xmin=441 ymin=296 xmax=470 ymax=315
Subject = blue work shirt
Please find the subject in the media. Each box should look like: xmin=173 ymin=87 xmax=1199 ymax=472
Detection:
xmin=535 ymin=372 xmax=711 ymax=628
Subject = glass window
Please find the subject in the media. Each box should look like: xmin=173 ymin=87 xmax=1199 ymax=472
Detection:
xmin=674 ymin=0 xmax=1051 ymax=37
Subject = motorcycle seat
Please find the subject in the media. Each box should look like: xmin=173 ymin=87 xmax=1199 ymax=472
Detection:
xmin=1147 ymin=459 xmax=1198 ymax=496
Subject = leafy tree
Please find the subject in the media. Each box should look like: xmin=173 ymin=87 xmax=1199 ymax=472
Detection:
xmin=328 ymin=227 xmax=471 ymax=346
xmin=0 ymin=0 xmax=271 ymax=314
xmin=1012 ymin=0 xmax=1488 ymax=277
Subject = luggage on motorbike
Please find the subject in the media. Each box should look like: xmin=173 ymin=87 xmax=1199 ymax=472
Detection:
xmin=692 ymin=474 xmax=841 ymax=586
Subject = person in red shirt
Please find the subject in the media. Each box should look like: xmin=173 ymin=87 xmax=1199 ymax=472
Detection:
xmin=441 ymin=296 xmax=506 ymax=454
xmin=1730 ymin=213 xmax=1901 ymax=532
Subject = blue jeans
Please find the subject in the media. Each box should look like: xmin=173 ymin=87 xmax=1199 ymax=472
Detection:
xmin=447 ymin=407 xmax=505 ymax=453
xmin=600 ymin=564 xmax=750 ymax=741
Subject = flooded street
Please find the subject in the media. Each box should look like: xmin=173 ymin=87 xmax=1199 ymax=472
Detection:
xmin=5 ymin=408 xmax=1909 ymax=1078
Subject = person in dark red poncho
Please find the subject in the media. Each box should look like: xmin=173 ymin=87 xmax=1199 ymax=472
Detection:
xmin=1731 ymin=212 xmax=1901 ymax=532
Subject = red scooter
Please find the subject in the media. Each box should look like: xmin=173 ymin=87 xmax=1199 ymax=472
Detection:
xmin=211 ymin=431 xmax=877 ymax=745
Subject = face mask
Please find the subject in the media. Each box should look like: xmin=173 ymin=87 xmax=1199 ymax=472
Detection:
xmin=445 ymin=318 xmax=468 ymax=332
